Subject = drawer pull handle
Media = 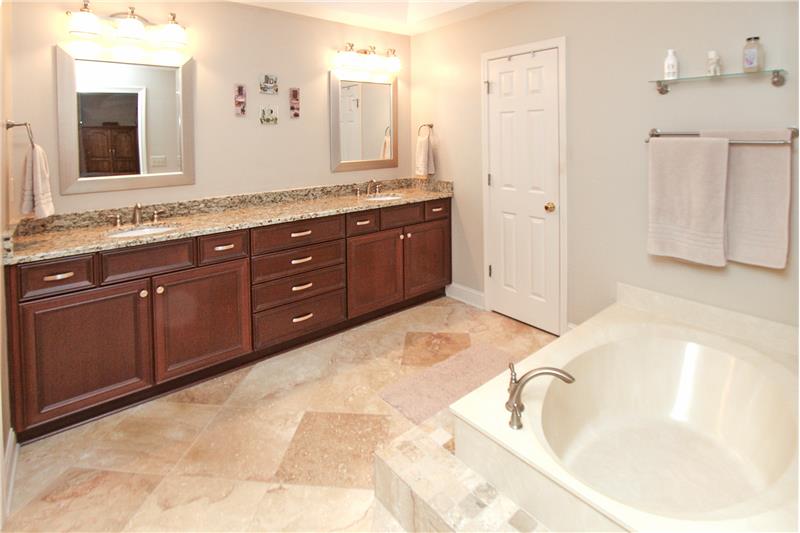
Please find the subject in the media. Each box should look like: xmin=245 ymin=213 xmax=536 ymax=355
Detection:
xmin=291 ymin=256 xmax=313 ymax=265
xmin=292 ymin=282 xmax=314 ymax=292
xmin=43 ymin=272 xmax=75 ymax=282
xmin=213 ymin=244 xmax=236 ymax=251
xmin=355 ymin=220 xmax=371 ymax=226
xmin=291 ymin=230 xmax=312 ymax=238
xmin=292 ymin=312 xmax=314 ymax=323
xmin=431 ymin=207 xmax=444 ymax=213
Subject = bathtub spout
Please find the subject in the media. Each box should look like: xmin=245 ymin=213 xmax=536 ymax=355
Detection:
xmin=505 ymin=363 xmax=575 ymax=430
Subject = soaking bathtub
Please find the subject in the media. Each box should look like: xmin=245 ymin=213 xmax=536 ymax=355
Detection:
xmin=450 ymin=284 xmax=798 ymax=531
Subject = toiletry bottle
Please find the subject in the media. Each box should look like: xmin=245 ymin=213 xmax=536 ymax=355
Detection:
xmin=743 ymin=37 xmax=763 ymax=72
xmin=707 ymin=50 xmax=722 ymax=76
xmin=664 ymin=49 xmax=679 ymax=80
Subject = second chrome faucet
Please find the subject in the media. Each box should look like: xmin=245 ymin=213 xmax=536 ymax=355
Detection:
xmin=505 ymin=362 xmax=575 ymax=429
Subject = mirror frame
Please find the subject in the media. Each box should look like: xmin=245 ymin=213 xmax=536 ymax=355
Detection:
xmin=55 ymin=46 xmax=195 ymax=195
xmin=329 ymin=71 xmax=398 ymax=172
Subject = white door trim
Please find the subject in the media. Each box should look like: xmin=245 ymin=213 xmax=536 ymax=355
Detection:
xmin=481 ymin=37 xmax=568 ymax=335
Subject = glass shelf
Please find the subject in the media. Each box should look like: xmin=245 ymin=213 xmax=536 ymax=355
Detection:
xmin=649 ymin=69 xmax=787 ymax=94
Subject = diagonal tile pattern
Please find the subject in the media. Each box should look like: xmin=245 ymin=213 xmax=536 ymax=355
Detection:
xmin=5 ymin=297 xmax=555 ymax=532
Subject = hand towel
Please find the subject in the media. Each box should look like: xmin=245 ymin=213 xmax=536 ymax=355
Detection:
xmin=380 ymin=134 xmax=391 ymax=160
xmin=415 ymin=132 xmax=436 ymax=176
xmin=20 ymin=144 xmax=54 ymax=219
xmin=701 ymin=129 xmax=792 ymax=269
xmin=647 ymin=137 xmax=729 ymax=267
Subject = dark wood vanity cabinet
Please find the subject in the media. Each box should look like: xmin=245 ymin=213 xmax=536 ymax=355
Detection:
xmin=153 ymin=259 xmax=251 ymax=383
xmin=6 ymin=198 xmax=450 ymax=439
xmin=18 ymin=280 xmax=153 ymax=428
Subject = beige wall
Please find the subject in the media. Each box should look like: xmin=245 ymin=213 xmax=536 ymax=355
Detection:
xmin=6 ymin=2 xmax=411 ymax=219
xmin=411 ymin=2 xmax=799 ymax=325
xmin=1 ymin=0 xmax=11 ymax=519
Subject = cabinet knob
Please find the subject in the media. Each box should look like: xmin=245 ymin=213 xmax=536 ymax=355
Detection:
xmin=156 ymin=286 xmax=165 ymax=295
xmin=400 ymin=234 xmax=404 ymax=240
xmin=139 ymin=289 xmax=149 ymax=298
xmin=406 ymin=233 xmax=412 ymax=238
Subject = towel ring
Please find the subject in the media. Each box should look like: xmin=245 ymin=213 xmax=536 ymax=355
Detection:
xmin=384 ymin=125 xmax=391 ymax=136
xmin=417 ymin=123 xmax=433 ymax=136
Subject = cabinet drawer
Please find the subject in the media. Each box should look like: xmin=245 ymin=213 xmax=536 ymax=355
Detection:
xmin=251 ymin=240 xmax=344 ymax=284
xmin=100 ymin=239 xmax=196 ymax=285
xmin=253 ymin=289 xmax=346 ymax=350
xmin=346 ymin=210 xmax=380 ymax=236
xmin=198 ymin=231 xmax=249 ymax=266
xmin=425 ymin=198 xmax=450 ymax=221
xmin=252 ymin=264 xmax=345 ymax=312
xmin=18 ymin=254 xmax=96 ymax=300
xmin=380 ymin=203 xmax=425 ymax=229
xmin=251 ymin=215 xmax=345 ymax=255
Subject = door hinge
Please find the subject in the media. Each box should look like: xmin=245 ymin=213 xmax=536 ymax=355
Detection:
xmin=489 ymin=265 xmax=493 ymax=277
xmin=484 ymin=80 xmax=490 ymax=94
xmin=488 ymin=173 xmax=492 ymax=186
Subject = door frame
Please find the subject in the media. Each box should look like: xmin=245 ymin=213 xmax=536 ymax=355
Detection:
xmin=480 ymin=37 xmax=568 ymax=335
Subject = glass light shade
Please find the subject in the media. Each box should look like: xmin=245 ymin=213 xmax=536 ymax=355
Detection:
xmin=161 ymin=21 xmax=187 ymax=47
xmin=68 ymin=10 xmax=100 ymax=38
xmin=385 ymin=55 xmax=401 ymax=73
xmin=116 ymin=16 xmax=145 ymax=41
xmin=334 ymin=50 xmax=400 ymax=75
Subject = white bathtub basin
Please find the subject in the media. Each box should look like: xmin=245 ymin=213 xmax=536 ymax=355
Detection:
xmin=451 ymin=287 xmax=797 ymax=532
xmin=541 ymin=337 xmax=796 ymax=519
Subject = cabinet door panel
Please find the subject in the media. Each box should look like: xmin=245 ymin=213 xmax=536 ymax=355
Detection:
xmin=153 ymin=259 xmax=251 ymax=383
xmin=19 ymin=280 xmax=153 ymax=428
xmin=404 ymin=219 xmax=451 ymax=299
xmin=346 ymin=228 xmax=404 ymax=318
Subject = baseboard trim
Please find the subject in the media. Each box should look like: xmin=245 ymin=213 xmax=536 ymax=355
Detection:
xmin=445 ymin=283 xmax=485 ymax=309
xmin=3 ymin=429 xmax=18 ymax=525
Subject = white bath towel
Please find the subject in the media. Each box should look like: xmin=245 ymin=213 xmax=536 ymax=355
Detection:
xmin=415 ymin=132 xmax=435 ymax=176
xmin=701 ymin=129 xmax=792 ymax=269
xmin=20 ymin=144 xmax=54 ymax=219
xmin=647 ymin=137 xmax=729 ymax=267
xmin=380 ymin=134 xmax=391 ymax=160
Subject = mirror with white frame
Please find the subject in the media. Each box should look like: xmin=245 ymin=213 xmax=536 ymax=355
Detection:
xmin=56 ymin=47 xmax=195 ymax=194
xmin=329 ymin=72 xmax=397 ymax=172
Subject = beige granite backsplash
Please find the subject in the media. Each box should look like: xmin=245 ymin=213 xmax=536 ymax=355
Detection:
xmin=14 ymin=178 xmax=451 ymax=237
xmin=5 ymin=178 xmax=453 ymax=265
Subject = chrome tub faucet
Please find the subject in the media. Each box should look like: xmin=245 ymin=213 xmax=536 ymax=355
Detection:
xmin=506 ymin=362 xmax=575 ymax=429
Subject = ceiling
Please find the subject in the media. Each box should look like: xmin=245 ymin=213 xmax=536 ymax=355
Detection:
xmin=238 ymin=1 xmax=514 ymax=35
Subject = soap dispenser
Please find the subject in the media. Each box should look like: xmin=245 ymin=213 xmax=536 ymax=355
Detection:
xmin=664 ymin=49 xmax=679 ymax=80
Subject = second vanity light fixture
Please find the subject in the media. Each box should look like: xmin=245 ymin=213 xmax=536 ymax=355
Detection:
xmin=66 ymin=1 xmax=187 ymax=48
xmin=334 ymin=43 xmax=401 ymax=75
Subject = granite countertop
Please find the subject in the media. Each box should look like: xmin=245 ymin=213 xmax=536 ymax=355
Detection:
xmin=4 ymin=185 xmax=452 ymax=265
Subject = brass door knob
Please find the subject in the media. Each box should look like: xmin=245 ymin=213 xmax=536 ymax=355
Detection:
xmin=544 ymin=201 xmax=556 ymax=213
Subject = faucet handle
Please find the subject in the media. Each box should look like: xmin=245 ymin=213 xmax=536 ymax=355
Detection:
xmin=113 ymin=214 xmax=122 ymax=228
xmin=508 ymin=362 xmax=517 ymax=392
xmin=152 ymin=209 xmax=166 ymax=223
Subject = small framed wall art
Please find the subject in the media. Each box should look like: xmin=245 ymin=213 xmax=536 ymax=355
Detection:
xmin=259 ymin=74 xmax=278 ymax=95
xmin=260 ymin=105 xmax=278 ymax=125
xmin=289 ymin=87 xmax=300 ymax=118
xmin=234 ymin=84 xmax=246 ymax=116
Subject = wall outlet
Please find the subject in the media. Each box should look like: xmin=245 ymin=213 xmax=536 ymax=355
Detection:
xmin=150 ymin=155 xmax=167 ymax=168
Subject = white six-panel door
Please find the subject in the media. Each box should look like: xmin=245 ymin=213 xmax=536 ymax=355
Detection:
xmin=486 ymin=47 xmax=561 ymax=334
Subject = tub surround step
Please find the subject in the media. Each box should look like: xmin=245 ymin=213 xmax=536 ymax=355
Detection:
xmin=375 ymin=424 xmax=548 ymax=532
xmin=5 ymin=178 xmax=453 ymax=265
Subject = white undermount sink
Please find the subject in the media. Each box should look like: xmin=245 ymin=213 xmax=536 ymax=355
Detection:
xmin=107 ymin=226 xmax=177 ymax=239
xmin=365 ymin=194 xmax=402 ymax=201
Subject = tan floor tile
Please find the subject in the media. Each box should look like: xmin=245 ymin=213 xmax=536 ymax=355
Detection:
xmin=248 ymin=484 xmax=375 ymax=532
xmin=171 ymin=404 xmax=302 ymax=482
xmin=401 ymin=331 xmax=471 ymax=366
xmin=123 ymin=475 xmax=268 ymax=532
xmin=164 ymin=367 xmax=252 ymax=406
xmin=75 ymin=401 xmax=220 ymax=475
xmin=274 ymin=412 xmax=390 ymax=489
xmin=6 ymin=468 xmax=160 ymax=532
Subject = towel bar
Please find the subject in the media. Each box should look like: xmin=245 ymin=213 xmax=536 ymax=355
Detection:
xmin=5 ymin=120 xmax=35 ymax=148
xmin=645 ymin=127 xmax=798 ymax=145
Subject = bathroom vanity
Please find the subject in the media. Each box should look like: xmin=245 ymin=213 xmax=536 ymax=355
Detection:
xmin=4 ymin=186 xmax=451 ymax=440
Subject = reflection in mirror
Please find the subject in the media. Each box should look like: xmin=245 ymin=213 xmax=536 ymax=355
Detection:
xmin=338 ymin=81 xmax=392 ymax=162
xmin=75 ymin=60 xmax=181 ymax=177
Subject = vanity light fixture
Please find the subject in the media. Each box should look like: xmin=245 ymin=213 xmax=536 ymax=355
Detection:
xmin=66 ymin=1 xmax=101 ymax=39
xmin=334 ymin=42 xmax=401 ymax=76
xmin=113 ymin=7 xmax=147 ymax=41
xmin=160 ymin=13 xmax=187 ymax=48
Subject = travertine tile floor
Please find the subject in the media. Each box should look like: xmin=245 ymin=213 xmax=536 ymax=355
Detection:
xmin=5 ymin=297 xmax=555 ymax=532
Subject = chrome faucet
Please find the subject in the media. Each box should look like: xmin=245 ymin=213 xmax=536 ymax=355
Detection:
xmin=132 ymin=203 xmax=143 ymax=226
xmin=505 ymin=363 xmax=575 ymax=429
xmin=366 ymin=179 xmax=377 ymax=196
